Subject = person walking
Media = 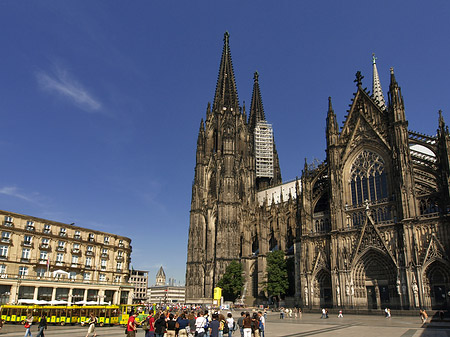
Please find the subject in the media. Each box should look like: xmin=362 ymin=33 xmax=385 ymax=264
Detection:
xmin=242 ymin=312 xmax=252 ymax=337
xmin=24 ymin=314 xmax=33 ymax=337
xmin=187 ymin=312 xmax=196 ymax=337
xmin=85 ymin=313 xmax=97 ymax=337
xmin=36 ymin=314 xmax=47 ymax=337
xmin=126 ymin=312 xmax=138 ymax=337
xmin=420 ymin=309 xmax=428 ymax=324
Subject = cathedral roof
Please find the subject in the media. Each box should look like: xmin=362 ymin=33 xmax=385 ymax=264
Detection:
xmin=371 ymin=54 xmax=386 ymax=110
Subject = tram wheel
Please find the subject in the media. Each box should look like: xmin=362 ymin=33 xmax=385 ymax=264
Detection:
xmin=99 ymin=322 xmax=104 ymax=327
xmin=60 ymin=321 xmax=66 ymax=326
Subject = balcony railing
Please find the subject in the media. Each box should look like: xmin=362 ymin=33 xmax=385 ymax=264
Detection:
xmin=86 ymin=251 xmax=94 ymax=256
xmin=3 ymin=221 xmax=13 ymax=227
xmin=0 ymin=273 xmax=132 ymax=286
xmin=39 ymin=244 xmax=51 ymax=250
xmin=1 ymin=238 xmax=10 ymax=243
xmin=344 ymin=199 xmax=395 ymax=229
xmin=25 ymin=226 xmax=35 ymax=232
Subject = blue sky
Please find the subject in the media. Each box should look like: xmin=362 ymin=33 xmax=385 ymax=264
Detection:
xmin=0 ymin=1 xmax=449 ymax=285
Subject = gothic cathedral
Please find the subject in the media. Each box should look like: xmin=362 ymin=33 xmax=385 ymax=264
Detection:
xmin=186 ymin=33 xmax=450 ymax=311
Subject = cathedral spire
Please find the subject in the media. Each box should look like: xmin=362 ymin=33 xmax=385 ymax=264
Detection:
xmin=248 ymin=71 xmax=266 ymax=132
xmin=326 ymin=96 xmax=338 ymax=138
xmin=388 ymin=67 xmax=405 ymax=122
xmin=213 ymin=32 xmax=239 ymax=111
xmin=371 ymin=53 xmax=386 ymax=109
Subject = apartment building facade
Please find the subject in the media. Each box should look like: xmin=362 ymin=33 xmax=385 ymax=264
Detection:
xmin=0 ymin=210 xmax=133 ymax=305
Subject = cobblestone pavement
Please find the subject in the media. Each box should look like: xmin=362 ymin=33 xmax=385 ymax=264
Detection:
xmin=0 ymin=313 xmax=449 ymax=337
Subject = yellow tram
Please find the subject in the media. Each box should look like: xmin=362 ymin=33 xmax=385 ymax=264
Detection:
xmin=0 ymin=304 xmax=121 ymax=326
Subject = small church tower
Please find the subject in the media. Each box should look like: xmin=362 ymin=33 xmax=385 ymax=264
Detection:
xmin=155 ymin=266 xmax=166 ymax=286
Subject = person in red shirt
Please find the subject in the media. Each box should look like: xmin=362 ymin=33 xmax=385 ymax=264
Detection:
xmin=146 ymin=311 xmax=156 ymax=337
xmin=127 ymin=312 xmax=138 ymax=337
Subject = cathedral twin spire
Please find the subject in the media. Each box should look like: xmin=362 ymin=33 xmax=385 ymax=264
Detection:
xmin=213 ymin=32 xmax=239 ymax=112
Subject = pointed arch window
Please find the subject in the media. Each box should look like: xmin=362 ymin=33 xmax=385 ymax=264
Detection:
xmin=350 ymin=150 xmax=388 ymax=206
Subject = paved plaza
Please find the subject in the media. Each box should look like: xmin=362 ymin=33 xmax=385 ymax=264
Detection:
xmin=0 ymin=312 xmax=449 ymax=337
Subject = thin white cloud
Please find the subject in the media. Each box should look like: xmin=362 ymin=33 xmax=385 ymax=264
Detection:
xmin=36 ymin=66 xmax=102 ymax=112
xmin=0 ymin=186 xmax=41 ymax=204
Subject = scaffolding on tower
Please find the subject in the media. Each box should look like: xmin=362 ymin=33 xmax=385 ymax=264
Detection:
xmin=255 ymin=121 xmax=274 ymax=178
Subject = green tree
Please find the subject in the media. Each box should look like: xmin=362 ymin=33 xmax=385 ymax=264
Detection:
xmin=265 ymin=250 xmax=289 ymax=303
xmin=217 ymin=260 xmax=244 ymax=302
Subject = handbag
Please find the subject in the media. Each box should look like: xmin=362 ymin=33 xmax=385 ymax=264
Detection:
xmin=24 ymin=323 xmax=30 ymax=329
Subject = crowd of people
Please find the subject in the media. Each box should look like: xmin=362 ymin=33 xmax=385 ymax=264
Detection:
xmin=126 ymin=309 xmax=266 ymax=337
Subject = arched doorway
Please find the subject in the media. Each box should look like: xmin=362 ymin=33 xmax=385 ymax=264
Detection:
xmin=425 ymin=261 xmax=450 ymax=309
xmin=353 ymin=249 xmax=398 ymax=309
xmin=315 ymin=269 xmax=332 ymax=308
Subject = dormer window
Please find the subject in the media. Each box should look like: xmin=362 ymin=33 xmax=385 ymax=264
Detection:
xmin=59 ymin=228 xmax=67 ymax=237
xmin=74 ymin=230 xmax=81 ymax=239
xmin=4 ymin=216 xmax=13 ymax=226
xmin=43 ymin=224 xmax=51 ymax=234
xmin=26 ymin=221 xmax=35 ymax=231
xmin=88 ymin=233 xmax=95 ymax=242
xmin=104 ymin=236 xmax=110 ymax=244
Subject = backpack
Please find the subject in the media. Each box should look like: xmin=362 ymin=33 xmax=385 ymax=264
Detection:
xmin=223 ymin=321 xmax=229 ymax=334
xmin=141 ymin=318 xmax=149 ymax=331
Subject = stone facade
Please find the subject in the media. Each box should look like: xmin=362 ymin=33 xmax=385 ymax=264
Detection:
xmin=0 ymin=209 xmax=133 ymax=305
xmin=186 ymin=33 xmax=450 ymax=310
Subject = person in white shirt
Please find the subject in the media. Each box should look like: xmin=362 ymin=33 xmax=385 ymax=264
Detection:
xmin=226 ymin=313 xmax=234 ymax=337
xmin=258 ymin=311 xmax=265 ymax=337
xmin=195 ymin=312 xmax=208 ymax=337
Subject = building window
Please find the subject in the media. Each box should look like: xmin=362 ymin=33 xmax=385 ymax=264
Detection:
xmin=40 ymin=251 xmax=48 ymax=261
xmin=118 ymin=239 xmax=124 ymax=247
xmin=57 ymin=241 xmax=65 ymax=251
xmin=74 ymin=230 xmax=81 ymax=239
xmin=85 ymin=257 xmax=92 ymax=268
xmin=118 ymin=251 xmax=123 ymax=257
xmin=36 ymin=268 xmax=46 ymax=277
xmin=26 ymin=221 xmax=35 ymax=231
xmin=88 ymin=233 xmax=95 ymax=242
xmin=104 ymin=236 xmax=110 ymax=244
xmin=43 ymin=224 xmax=51 ymax=233
xmin=1 ymin=232 xmax=10 ymax=242
xmin=83 ymin=272 xmax=91 ymax=281
xmin=87 ymin=246 xmax=93 ymax=253
xmin=22 ymin=248 xmax=31 ymax=260
xmin=69 ymin=272 xmax=76 ymax=279
xmin=114 ymin=275 xmax=121 ymax=283
xmin=4 ymin=216 xmax=13 ymax=226
xmin=59 ymin=228 xmax=67 ymax=237
xmin=116 ymin=262 xmax=122 ymax=271
xmin=72 ymin=243 xmax=80 ymax=253
xmin=0 ymin=264 xmax=6 ymax=274
xmin=19 ymin=266 xmax=28 ymax=276
xmin=0 ymin=245 xmax=8 ymax=258
xmin=56 ymin=253 xmax=64 ymax=263
xmin=99 ymin=273 xmax=106 ymax=282
xmin=23 ymin=235 xmax=32 ymax=246
xmin=71 ymin=255 xmax=79 ymax=266
xmin=101 ymin=259 xmax=107 ymax=269
xmin=350 ymin=150 xmax=388 ymax=206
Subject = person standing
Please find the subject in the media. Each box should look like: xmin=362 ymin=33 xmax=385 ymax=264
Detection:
xmin=258 ymin=312 xmax=265 ymax=337
xmin=24 ymin=314 xmax=33 ymax=337
xmin=243 ymin=312 xmax=252 ymax=337
xmin=209 ymin=314 xmax=220 ymax=337
xmin=195 ymin=311 xmax=208 ymax=337
xmin=154 ymin=313 xmax=167 ymax=337
xmin=36 ymin=314 xmax=47 ymax=337
xmin=166 ymin=313 xmax=177 ymax=337
xmin=237 ymin=312 xmax=245 ymax=337
xmin=144 ymin=311 xmax=156 ymax=337
xmin=226 ymin=313 xmax=234 ymax=337
xmin=85 ymin=313 xmax=97 ymax=337
xmin=187 ymin=312 xmax=196 ymax=337
xmin=177 ymin=312 xmax=190 ymax=337
xmin=126 ymin=312 xmax=138 ymax=337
